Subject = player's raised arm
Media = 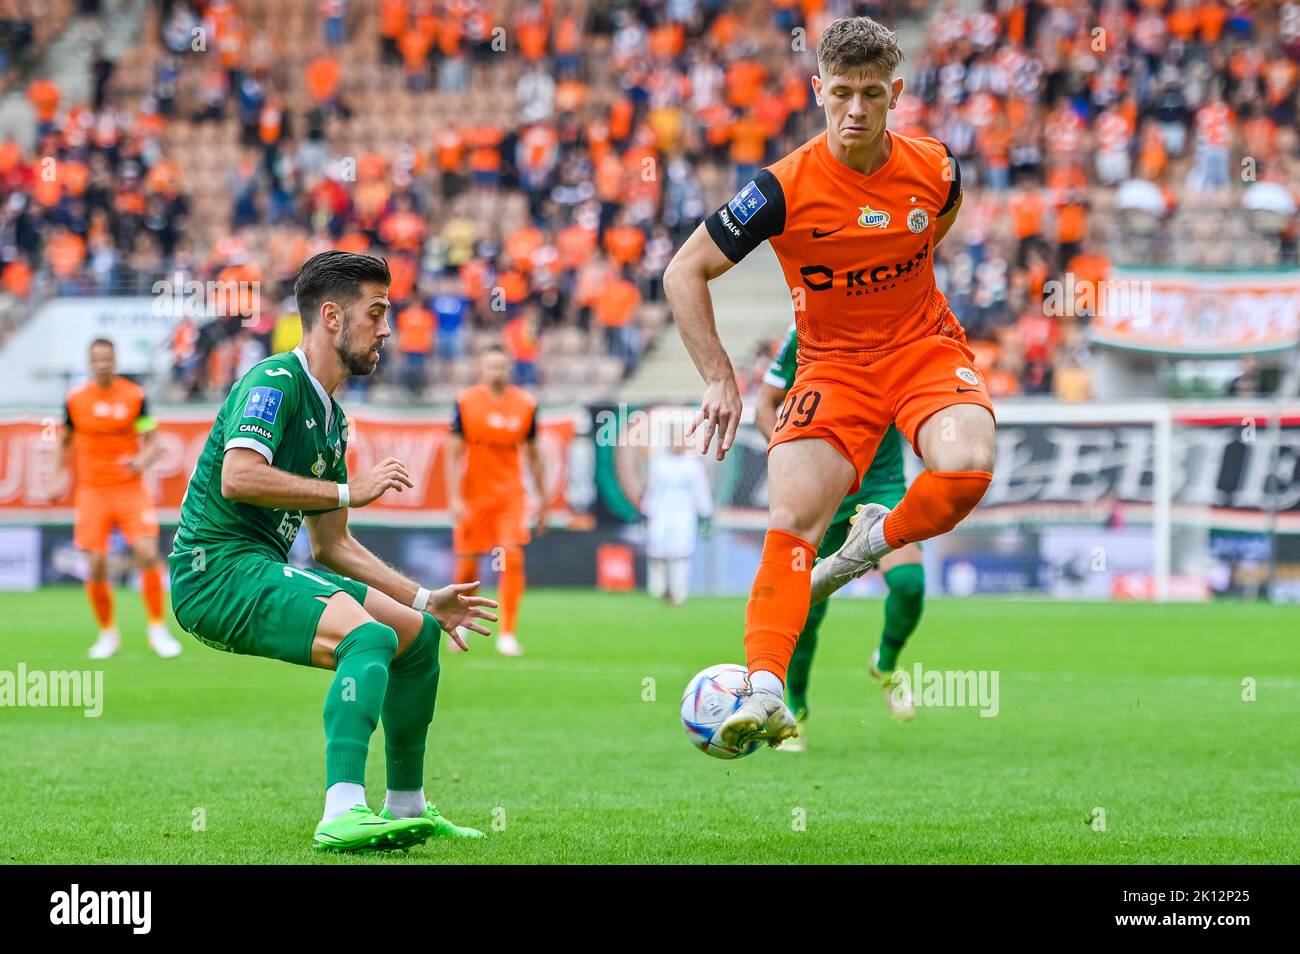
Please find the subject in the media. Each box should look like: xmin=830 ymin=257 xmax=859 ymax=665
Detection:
xmin=221 ymin=448 xmax=412 ymax=511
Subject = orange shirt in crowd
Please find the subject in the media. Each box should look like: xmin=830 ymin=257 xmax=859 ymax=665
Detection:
xmin=594 ymin=277 xmax=641 ymax=328
xmin=379 ymin=0 xmax=405 ymax=39
xmin=397 ymin=303 xmax=435 ymax=354
xmin=46 ymin=232 xmax=86 ymax=277
xmin=726 ymin=60 xmax=766 ymax=109
xmin=399 ymin=28 xmax=432 ymax=72
xmin=729 ymin=114 xmax=768 ymax=165
xmin=466 ymin=125 xmax=503 ymax=172
xmin=499 ymin=268 xmax=529 ymax=305
xmin=504 ymin=315 xmax=538 ymax=363
xmin=603 ymin=225 xmax=645 ymax=266
xmin=505 ymin=225 xmax=545 ymax=272
xmin=1056 ymin=202 xmax=1087 ymax=244
xmin=381 ymin=210 xmax=427 ymax=252
xmin=518 ymin=19 xmax=547 ymax=60
xmin=305 ymin=55 xmax=341 ymax=102
xmin=388 ymin=254 xmax=417 ymax=302
xmin=1009 ymin=190 xmax=1045 ymax=238
xmin=28 ymin=79 xmax=60 ymax=123
xmin=2 ymin=260 xmax=32 ymax=297
xmin=609 ymin=98 xmax=634 ymax=142
xmin=556 ymin=224 xmax=597 ymax=270
xmin=435 ymin=128 xmax=464 ymax=170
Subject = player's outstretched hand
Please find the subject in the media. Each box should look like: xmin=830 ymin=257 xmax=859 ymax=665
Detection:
xmin=689 ymin=376 xmax=741 ymax=461
xmin=426 ymin=581 xmax=500 ymax=650
xmin=349 ymin=457 xmax=413 ymax=507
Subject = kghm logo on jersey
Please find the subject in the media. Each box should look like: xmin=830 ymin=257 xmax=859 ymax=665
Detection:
xmin=858 ymin=205 xmax=890 ymax=229
xmin=908 ymin=208 xmax=930 ymax=233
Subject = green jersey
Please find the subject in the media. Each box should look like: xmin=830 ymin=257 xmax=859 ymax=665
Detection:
xmin=764 ymin=324 xmax=907 ymax=524
xmin=172 ymin=348 xmax=350 ymax=565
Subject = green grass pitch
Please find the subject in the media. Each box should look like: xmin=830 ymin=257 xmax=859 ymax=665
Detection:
xmin=1 ymin=587 xmax=1296 ymax=864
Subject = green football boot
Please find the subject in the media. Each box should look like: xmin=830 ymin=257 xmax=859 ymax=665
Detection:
xmin=379 ymin=802 xmax=486 ymax=839
xmin=313 ymin=805 xmax=436 ymax=854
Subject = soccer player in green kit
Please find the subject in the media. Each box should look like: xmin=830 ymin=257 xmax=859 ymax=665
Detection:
xmin=754 ymin=324 xmax=925 ymax=749
xmin=169 ymin=251 xmax=498 ymax=852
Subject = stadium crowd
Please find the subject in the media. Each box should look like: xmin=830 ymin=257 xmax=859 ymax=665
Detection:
xmin=1 ymin=0 xmax=1298 ymax=403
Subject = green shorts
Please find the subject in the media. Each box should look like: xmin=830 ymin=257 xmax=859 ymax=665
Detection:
xmin=169 ymin=549 xmax=368 ymax=667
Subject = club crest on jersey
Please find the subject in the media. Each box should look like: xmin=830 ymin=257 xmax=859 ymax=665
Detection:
xmin=311 ymin=453 xmax=326 ymax=477
xmin=956 ymin=367 xmax=980 ymax=386
xmin=728 ymin=180 xmax=767 ymax=226
xmin=243 ymin=387 xmax=283 ymax=424
xmin=908 ymin=208 xmax=930 ymax=233
xmin=858 ymin=205 xmax=891 ymax=229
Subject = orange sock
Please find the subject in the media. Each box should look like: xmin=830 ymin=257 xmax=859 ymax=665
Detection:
xmin=499 ymin=548 xmax=525 ymax=633
xmin=141 ymin=565 xmax=164 ymax=626
xmin=883 ymin=470 xmax=992 ymax=549
xmin=85 ymin=579 xmax=115 ymax=630
xmin=455 ymin=556 xmax=478 ymax=585
xmin=744 ymin=529 xmax=817 ymax=683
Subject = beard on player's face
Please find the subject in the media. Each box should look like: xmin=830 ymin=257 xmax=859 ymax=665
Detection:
xmin=335 ymin=308 xmax=382 ymax=376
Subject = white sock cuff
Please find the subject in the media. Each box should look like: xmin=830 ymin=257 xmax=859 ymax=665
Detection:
xmin=383 ymin=788 xmax=427 ymax=818
xmin=868 ymin=517 xmax=890 ymax=558
xmin=749 ymin=670 xmax=784 ymax=695
xmin=323 ymin=781 xmax=367 ymax=823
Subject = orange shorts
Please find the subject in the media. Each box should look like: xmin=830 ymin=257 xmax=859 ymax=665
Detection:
xmin=768 ymin=335 xmax=995 ymax=493
xmin=454 ymin=500 xmax=530 ymax=555
xmin=74 ymin=481 xmax=159 ymax=552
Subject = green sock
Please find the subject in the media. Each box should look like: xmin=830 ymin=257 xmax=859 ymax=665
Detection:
xmin=324 ymin=621 xmax=398 ymax=788
xmin=786 ymin=597 xmax=828 ymax=716
xmin=877 ymin=564 xmax=925 ymax=672
xmin=381 ymin=614 xmax=442 ymax=791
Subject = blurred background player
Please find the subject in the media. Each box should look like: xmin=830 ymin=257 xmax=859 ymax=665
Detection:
xmin=756 ymin=325 xmax=924 ymax=749
xmin=59 ymin=338 xmax=182 ymax=660
xmin=665 ymin=16 xmax=993 ymax=750
xmin=640 ymin=414 xmax=713 ymax=606
xmin=445 ymin=345 xmax=546 ymax=656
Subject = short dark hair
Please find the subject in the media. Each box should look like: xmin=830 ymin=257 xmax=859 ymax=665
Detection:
xmin=89 ymin=337 xmax=114 ymax=352
xmin=816 ymin=16 xmax=904 ymax=79
xmin=293 ymin=251 xmax=391 ymax=330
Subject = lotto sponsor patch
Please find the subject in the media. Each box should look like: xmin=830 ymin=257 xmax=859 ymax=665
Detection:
xmin=243 ymin=387 xmax=283 ymax=424
xmin=728 ymin=180 xmax=767 ymax=225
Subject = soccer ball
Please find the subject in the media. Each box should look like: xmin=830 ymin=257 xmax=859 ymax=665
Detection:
xmin=680 ymin=663 xmax=762 ymax=760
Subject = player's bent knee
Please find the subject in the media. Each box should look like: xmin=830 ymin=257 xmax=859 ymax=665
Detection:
xmin=335 ymin=619 xmax=399 ymax=662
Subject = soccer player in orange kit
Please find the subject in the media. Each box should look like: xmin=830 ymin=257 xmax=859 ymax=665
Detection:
xmin=444 ymin=346 xmax=547 ymax=656
xmin=59 ymin=338 xmax=183 ymax=659
xmin=663 ymin=16 xmax=995 ymax=750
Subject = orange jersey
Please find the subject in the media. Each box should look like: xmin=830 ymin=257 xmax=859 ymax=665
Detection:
xmin=706 ymin=131 xmax=963 ymax=366
xmin=452 ymin=383 xmax=537 ymax=508
xmin=65 ymin=377 xmax=154 ymax=487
